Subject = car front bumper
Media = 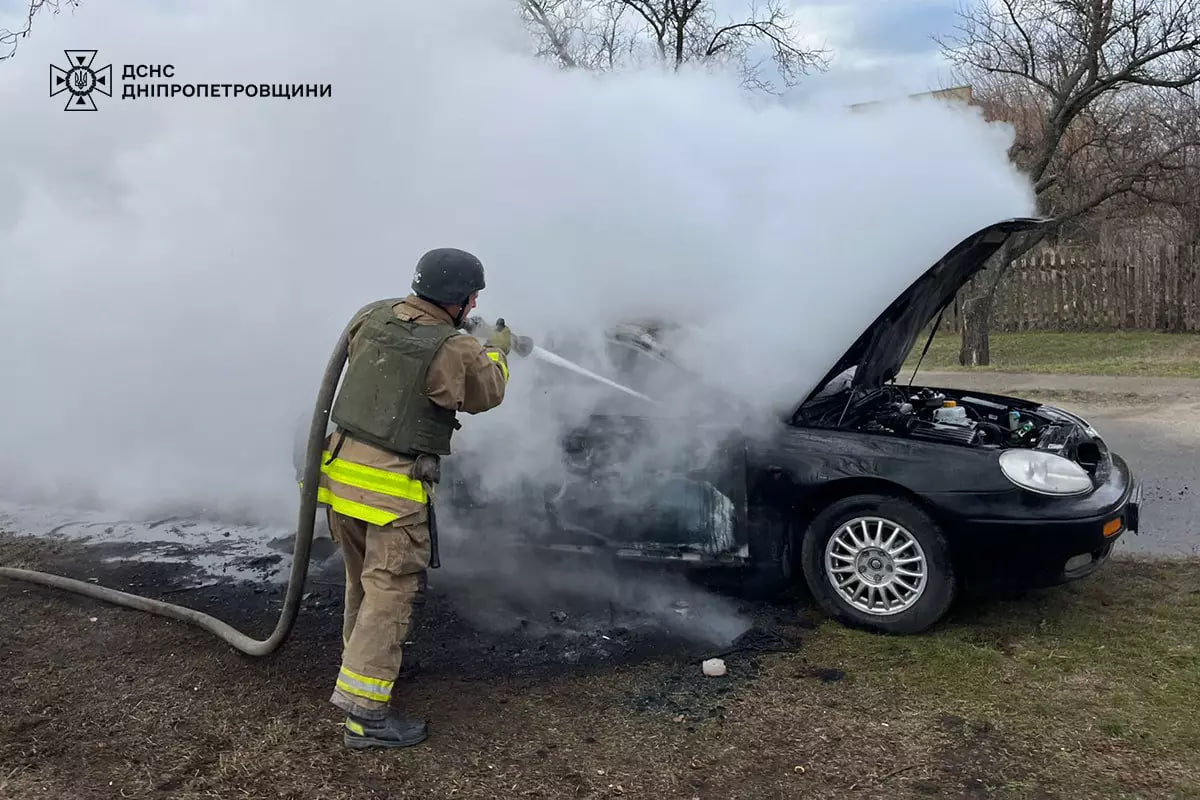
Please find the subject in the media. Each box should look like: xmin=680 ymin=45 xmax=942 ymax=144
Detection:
xmin=929 ymin=454 xmax=1142 ymax=591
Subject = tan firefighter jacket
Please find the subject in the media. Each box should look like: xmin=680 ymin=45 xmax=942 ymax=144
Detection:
xmin=313 ymin=294 xmax=508 ymax=526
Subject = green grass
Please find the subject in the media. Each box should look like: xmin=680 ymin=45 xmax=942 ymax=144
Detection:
xmin=813 ymin=566 xmax=1200 ymax=753
xmin=790 ymin=557 xmax=1200 ymax=797
xmin=902 ymin=331 xmax=1200 ymax=377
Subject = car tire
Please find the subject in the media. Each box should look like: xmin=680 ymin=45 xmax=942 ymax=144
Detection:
xmin=800 ymin=494 xmax=956 ymax=635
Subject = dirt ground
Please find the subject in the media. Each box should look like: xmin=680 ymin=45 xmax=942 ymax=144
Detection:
xmin=4 ymin=372 xmax=1199 ymax=799
xmin=3 ymin=529 xmax=1199 ymax=800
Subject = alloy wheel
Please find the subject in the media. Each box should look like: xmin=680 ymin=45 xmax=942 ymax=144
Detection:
xmin=823 ymin=516 xmax=927 ymax=616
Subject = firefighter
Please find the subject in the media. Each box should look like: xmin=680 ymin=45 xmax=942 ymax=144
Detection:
xmin=316 ymin=246 xmax=514 ymax=749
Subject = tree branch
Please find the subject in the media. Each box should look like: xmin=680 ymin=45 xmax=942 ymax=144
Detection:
xmin=521 ymin=0 xmax=580 ymax=69
xmin=0 ymin=0 xmax=80 ymax=62
xmin=523 ymin=0 xmax=827 ymax=92
xmin=617 ymin=0 xmax=669 ymax=59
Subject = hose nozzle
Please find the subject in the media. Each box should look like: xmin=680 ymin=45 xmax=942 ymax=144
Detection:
xmin=466 ymin=315 xmax=533 ymax=357
xmin=496 ymin=318 xmax=534 ymax=357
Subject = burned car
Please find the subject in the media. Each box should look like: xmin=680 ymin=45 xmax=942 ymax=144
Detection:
xmin=442 ymin=217 xmax=1143 ymax=634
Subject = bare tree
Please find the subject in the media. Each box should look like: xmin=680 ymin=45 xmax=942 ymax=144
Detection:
xmin=936 ymin=0 xmax=1200 ymax=365
xmin=1074 ymin=84 xmax=1200 ymax=255
xmin=1148 ymin=84 xmax=1200 ymax=247
xmin=520 ymin=0 xmax=830 ymax=93
xmin=0 ymin=0 xmax=80 ymax=62
xmin=520 ymin=0 xmax=642 ymax=71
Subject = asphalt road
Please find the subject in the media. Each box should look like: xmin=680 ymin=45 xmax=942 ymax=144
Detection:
xmin=921 ymin=370 xmax=1200 ymax=559
xmin=1083 ymin=405 xmax=1198 ymax=558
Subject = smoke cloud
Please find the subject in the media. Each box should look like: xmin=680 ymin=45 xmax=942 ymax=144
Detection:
xmin=0 ymin=0 xmax=1034 ymax=628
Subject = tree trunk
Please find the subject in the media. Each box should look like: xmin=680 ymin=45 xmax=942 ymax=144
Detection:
xmin=955 ymin=228 xmax=1049 ymax=367
xmin=958 ymin=290 xmax=993 ymax=367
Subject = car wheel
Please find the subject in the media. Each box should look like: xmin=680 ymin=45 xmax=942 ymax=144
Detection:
xmin=800 ymin=494 xmax=956 ymax=635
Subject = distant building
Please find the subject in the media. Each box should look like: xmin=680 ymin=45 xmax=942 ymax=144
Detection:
xmin=848 ymin=85 xmax=975 ymax=112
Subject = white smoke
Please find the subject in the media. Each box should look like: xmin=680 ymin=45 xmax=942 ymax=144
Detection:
xmin=0 ymin=0 xmax=1035 ymax=530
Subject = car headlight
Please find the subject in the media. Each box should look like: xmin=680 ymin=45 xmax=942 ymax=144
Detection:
xmin=998 ymin=449 xmax=1093 ymax=496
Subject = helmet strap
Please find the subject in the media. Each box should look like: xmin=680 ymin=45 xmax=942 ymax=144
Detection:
xmin=452 ymin=299 xmax=470 ymax=328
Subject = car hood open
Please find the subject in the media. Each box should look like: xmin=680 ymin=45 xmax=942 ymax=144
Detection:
xmin=794 ymin=217 xmax=1050 ymax=414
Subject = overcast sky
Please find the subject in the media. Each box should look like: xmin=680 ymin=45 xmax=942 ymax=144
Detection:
xmin=777 ymin=0 xmax=965 ymax=103
xmin=1 ymin=0 xmax=965 ymax=103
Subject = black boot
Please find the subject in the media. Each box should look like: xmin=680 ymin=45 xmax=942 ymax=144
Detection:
xmin=343 ymin=709 xmax=428 ymax=750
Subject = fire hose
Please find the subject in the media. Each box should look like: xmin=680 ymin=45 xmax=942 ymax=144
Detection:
xmin=0 ymin=311 xmax=359 ymax=657
xmin=0 ymin=310 xmax=650 ymax=656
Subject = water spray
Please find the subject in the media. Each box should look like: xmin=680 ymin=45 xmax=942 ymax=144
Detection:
xmin=468 ymin=316 xmax=657 ymax=404
xmin=529 ymin=345 xmax=656 ymax=404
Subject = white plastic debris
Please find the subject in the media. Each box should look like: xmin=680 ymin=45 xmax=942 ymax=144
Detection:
xmin=702 ymin=658 xmax=727 ymax=677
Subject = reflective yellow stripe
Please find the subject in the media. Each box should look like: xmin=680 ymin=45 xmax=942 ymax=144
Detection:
xmin=486 ymin=349 xmax=510 ymax=382
xmin=316 ymin=487 xmax=399 ymax=527
xmin=319 ymin=452 xmax=428 ymax=503
xmin=335 ymin=666 xmax=395 ymax=703
xmin=341 ymin=666 xmax=394 ymax=691
xmin=336 ymin=678 xmax=390 ymax=703
xmin=345 ymin=719 xmax=366 ymax=736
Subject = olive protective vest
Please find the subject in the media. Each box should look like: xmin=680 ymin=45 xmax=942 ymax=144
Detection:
xmin=330 ymin=301 xmax=462 ymax=457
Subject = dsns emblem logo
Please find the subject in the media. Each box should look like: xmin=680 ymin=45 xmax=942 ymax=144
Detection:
xmin=50 ymin=49 xmax=113 ymax=111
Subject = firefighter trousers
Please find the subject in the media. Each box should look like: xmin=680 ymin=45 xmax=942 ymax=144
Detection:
xmin=326 ymin=508 xmax=431 ymax=720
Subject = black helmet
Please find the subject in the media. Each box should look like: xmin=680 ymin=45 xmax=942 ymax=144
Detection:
xmin=411 ymin=247 xmax=486 ymax=307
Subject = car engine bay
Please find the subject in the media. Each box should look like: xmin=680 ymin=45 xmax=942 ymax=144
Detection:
xmin=803 ymin=385 xmax=1110 ymax=475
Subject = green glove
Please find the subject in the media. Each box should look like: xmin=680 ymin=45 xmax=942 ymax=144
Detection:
xmin=486 ymin=320 xmax=512 ymax=355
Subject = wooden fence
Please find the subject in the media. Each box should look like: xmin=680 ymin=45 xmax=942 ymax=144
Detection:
xmin=941 ymin=244 xmax=1200 ymax=333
